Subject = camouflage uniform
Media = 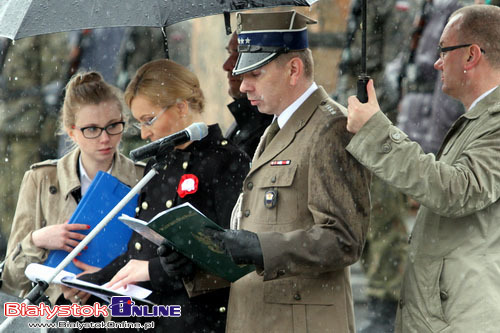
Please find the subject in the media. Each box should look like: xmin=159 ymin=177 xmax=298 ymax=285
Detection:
xmin=0 ymin=34 xmax=70 ymax=259
xmin=335 ymin=1 xmax=414 ymax=330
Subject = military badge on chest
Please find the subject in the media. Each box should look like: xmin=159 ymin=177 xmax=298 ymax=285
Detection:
xmin=177 ymin=174 xmax=199 ymax=198
xmin=264 ymin=189 xmax=278 ymax=209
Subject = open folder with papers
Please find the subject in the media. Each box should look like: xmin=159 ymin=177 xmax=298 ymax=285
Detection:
xmin=25 ymin=263 xmax=153 ymax=305
xmin=118 ymin=203 xmax=255 ymax=283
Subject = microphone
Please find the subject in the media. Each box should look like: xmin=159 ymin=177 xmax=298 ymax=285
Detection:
xmin=129 ymin=122 xmax=209 ymax=161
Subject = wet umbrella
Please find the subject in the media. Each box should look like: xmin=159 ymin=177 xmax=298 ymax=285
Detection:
xmin=356 ymin=0 xmax=369 ymax=103
xmin=0 ymin=0 xmax=317 ymax=40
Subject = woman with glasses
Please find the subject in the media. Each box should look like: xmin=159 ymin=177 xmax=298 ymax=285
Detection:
xmin=79 ymin=59 xmax=250 ymax=332
xmin=1 ymin=71 xmax=144 ymax=305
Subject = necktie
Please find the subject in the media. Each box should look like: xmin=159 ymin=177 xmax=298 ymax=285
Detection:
xmin=264 ymin=119 xmax=280 ymax=149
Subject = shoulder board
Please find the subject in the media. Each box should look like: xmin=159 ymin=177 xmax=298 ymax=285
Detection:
xmin=319 ymin=98 xmax=347 ymax=117
xmin=30 ymin=159 xmax=58 ymax=170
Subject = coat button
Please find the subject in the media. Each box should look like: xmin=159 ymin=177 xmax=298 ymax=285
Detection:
xmin=244 ymin=210 xmax=250 ymax=217
xmin=166 ymin=200 xmax=173 ymax=208
xmin=135 ymin=206 xmax=140 ymax=214
xmin=408 ymin=234 xmax=412 ymax=244
xmin=49 ymin=186 xmax=57 ymax=194
xmin=182 ymin=162 xmax=189 ymax=170
xmin=221 ymin=140 xmax=228 ymax=146
xmin=247 ymin=182 xmax=253 ymax=190
xmin=271 ymin=176 xmax=276 ymax=183
xmin=135 ymin=242 xmax=142 ymax=251
xmin=218 ymin=306 xmax=226 ymax=313
xmin=141 ymin=201 xmax=149 ymax=210
xmin=293 ymin=293 xmax=301 ymax=301
xmin=381 ymin=143 xmax=392 ymax=153
xmin=440 ymin=291 xmax=449 ymax=301
xmin=391 ymin=132 xmax=402 ymax=141
xmin=399 ymin=299 xmax=405 ymax=309
xmin=277 ymin=269 xmax=285 ymax=276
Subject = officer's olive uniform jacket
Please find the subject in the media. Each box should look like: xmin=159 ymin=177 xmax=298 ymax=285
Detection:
xmin=227 ymin=87 xmax=371 ymax=333
xmin=1 ymin=148 xmax=143 ymax=304
xmin=347 ymin=86 xmax=500 ymax=332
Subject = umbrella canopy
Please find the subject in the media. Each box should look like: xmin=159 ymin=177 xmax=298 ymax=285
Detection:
xmin=0 ymin=0 xmax=317 ymax=40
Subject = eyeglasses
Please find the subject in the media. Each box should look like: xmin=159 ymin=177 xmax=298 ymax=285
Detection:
xmin=438 ymin=44 xmax=486 ymax=59
xmin=133 ymin=108 xmax=167 ymax=130
xmin=72 ymin=121 xmax=125 ymax=139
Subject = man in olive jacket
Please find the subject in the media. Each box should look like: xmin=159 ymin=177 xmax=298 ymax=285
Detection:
xmin=207 ymin=11 xmax=371 ymax=332
xmin=346 ymin=5 xmax=500 ymax=332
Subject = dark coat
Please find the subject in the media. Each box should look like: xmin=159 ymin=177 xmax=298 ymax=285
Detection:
xmin=83 ymin=124 xmax=250 ymax=332
xmin=224 ymin=97 xmax=273 ymax=158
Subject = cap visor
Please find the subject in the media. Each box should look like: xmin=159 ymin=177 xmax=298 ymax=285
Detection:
xmin=233 ymin=52 xmax=278 ymax=76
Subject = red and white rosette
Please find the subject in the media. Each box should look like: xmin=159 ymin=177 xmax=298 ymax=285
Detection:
xmin=177 ymin=174 xmax=199 ymax=198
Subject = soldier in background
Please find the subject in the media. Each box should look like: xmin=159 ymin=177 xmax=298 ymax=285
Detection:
xmin=0 ymin=34 xmax=70 ymax=260
xmin=335 ymin=1 xmax=414 ymax=331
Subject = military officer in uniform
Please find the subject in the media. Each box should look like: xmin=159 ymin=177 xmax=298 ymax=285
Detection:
xmin=207 ymin=11 xmax=371 ymax=332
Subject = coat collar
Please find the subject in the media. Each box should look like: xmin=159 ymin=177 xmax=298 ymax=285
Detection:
xmin=248 ymin=86 xmax=329 ymax=175
xmin=464 ymin=85 xmax=500 ymax=120
xmin=57 ymin=148 xmax=139 ymax=199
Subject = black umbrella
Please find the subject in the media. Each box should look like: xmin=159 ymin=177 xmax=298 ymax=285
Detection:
xmin=356 ymin=0 xmax=370 ymax=103
xmin=0 ymin=0 xmax=317 ymax=40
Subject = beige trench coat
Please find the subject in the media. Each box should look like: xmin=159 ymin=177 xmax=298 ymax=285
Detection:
xmin=1 ymin=148 xmax=144 ymax=304
xmin=226 ymin=87 xmax=371 ymax=333
xmin=347 ymin=86 xmax=500 ymax=332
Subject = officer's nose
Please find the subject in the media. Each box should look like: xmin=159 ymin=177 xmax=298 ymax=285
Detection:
xmin=240 ymin=75 xmax=252 ymax=94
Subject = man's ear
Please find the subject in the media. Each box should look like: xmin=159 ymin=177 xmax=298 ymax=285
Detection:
xmin=288 ymin=57 xmax=304 ymax=86
xmin=464 ymin=44 xmax=482 ymax=70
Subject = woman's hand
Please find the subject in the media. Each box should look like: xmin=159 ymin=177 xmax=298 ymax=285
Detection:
xmin=32 ymin=221 xmax=89 ymax=251
xmin=73 ymin=258 xmax=101 ymax=276
xmin=61 ymin=285 xmax=91 ymax=305
xmin=105 ymin=260 xmax=150 ymax=290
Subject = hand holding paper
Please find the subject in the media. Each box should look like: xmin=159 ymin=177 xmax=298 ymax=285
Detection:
xmin=105 ymin=259 xmax=150 ymax=291
xmin=204 ymin=228 xmax=264 ymax=267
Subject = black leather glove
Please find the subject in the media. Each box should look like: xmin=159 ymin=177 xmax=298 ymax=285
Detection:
xmin=157 ymin=241 xmax=195 ymax=280
xmin=205 ymin=228 xmax=264 ymax=267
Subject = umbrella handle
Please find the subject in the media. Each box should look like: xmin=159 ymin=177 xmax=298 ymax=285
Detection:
xmin=357 ymin=75 xmax=370 ymax=103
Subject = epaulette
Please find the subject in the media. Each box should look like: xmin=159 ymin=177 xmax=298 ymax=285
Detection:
xmin=319 ymin=98 xmax=347 ymax=117
xmin=30 ymin=159 xmax=58 ymax=170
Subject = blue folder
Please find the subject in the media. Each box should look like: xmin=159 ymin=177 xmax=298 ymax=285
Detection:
xmin=44 ymin=171 xmax=138 ymax=274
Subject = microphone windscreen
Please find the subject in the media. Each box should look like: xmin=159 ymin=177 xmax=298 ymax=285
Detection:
xmin=186 ymin=122 xmax=209 ymax=141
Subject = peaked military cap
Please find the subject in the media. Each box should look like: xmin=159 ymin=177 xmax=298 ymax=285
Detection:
xmin=233 ymin=11 xmax=316 ymax=76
